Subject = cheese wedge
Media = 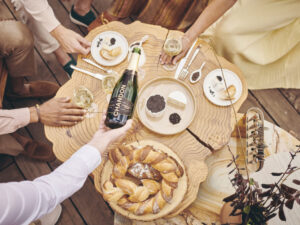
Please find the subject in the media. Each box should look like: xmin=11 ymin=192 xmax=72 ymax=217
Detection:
xmin=167 ymin=91 xmax=187 ymax=109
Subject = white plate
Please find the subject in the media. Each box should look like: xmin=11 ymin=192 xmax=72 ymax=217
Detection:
xmin=91 ymin=31 xmax=128 ymax=67
xmin=203 ymin=69 xmax=242 ymax=106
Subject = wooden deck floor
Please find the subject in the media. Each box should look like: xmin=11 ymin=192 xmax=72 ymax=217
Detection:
xmin=0 ymin=1 xmax=299 ymax=225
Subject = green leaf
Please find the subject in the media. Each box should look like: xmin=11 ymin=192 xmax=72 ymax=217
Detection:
xmin=243 ymin=205 xmax=251 ymax=214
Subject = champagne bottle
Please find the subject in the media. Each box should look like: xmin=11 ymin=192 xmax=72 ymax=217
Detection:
xmin=105 ymin=47 xmax=141 ymax=128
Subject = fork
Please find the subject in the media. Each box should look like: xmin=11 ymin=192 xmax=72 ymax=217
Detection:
xmin=178 ymin=46 xmax=201 ymax=80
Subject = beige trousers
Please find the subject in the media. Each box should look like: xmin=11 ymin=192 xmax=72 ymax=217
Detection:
xmin=0 ymin=134 xmax=23 ymax=156
xmin=0 ymin=20 xmax=35 ymax=78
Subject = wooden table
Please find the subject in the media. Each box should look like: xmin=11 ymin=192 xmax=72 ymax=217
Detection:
xmin=45 ymin=21 xmax=247 ymax=218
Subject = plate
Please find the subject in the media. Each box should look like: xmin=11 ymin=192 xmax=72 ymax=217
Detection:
xmin=91 ymin=31 xmax=128 ymax=66
xmin=137 ymin=77 xmax=196 ymax=135
xmin=203 ymin=69 xmax=242 ymax=106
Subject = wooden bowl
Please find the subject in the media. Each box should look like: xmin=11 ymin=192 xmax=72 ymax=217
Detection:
xmin=98 ymin=140 xmax=188 ymax=221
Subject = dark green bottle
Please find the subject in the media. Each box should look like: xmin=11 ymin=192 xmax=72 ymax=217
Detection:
xmin=105 ymin=47 xmax=141 ymax=128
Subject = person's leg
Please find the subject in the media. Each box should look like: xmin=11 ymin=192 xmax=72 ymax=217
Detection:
xmin=53 ymin=48 xmax=76 ymax=76
xmin=0 ymin=132 xmax=56 ymax=162
xmin=0 ymin=20 xmax=59 ymax=99
xmin=74 ymin=0 xmax=93 ymax=16
xmin=0 ymin=134 xmax=24 ymax=156
xmin=13 ymin=0 xmax=74 ymax=76
xmin=0 ymin=20 xmax=35 ymax=94
xmin=70 ymin=0 xmax=96 ymax=27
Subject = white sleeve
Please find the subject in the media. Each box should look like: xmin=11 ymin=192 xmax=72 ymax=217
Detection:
xmin=20 ymin=0 xmax=60 ymax=32
xmin=0 ymin=145 xmax=101 ymax=225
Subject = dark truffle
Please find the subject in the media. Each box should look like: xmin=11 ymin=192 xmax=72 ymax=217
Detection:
xmin=146 ymin=95 xmax=166 ymax=113
xmin=169 ymin=113 xmax=181 ymax=124
xmin=216 ymin=75 xmax=222 ymax=82
xmin=110 ymin=38 xmax=116 ymax=45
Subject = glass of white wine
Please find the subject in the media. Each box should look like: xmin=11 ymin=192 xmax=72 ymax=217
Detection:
xmin=162 ymin=32 xmax=182 ymax=71
xmin=73 ymin=86 xmax=94 ymax=109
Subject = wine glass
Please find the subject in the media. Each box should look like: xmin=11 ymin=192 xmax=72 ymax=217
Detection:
xmin=162 ymin=33 xmax=182 ymax=71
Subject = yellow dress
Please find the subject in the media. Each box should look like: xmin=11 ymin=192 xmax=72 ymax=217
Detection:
xmin=203 ymin=0 xmax=300 ymax=89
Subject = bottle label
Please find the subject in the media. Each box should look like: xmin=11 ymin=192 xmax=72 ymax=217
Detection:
xmin=108 ymin=84 xmax=133 ymax=117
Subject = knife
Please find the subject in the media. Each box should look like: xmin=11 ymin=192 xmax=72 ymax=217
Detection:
xmin=70 ymin=65 xmax=106 ymax=80
xmin=82 ymin=58 xmax=116 ymax=75
xmin=174 ymin=39 xmax=197 ymax=79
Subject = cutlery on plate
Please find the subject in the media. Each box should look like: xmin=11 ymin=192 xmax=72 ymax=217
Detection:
xmin=70 ymin=65 xmax=114 ymax=81
xmin=174 ymin=39 xmax=197 ymax=79
xmin=179 ymin=46 xmax=201 ymax=80
xmin=82 ymin=58 xmax=117 ymax=75
xmin=189 ymin=61 xmax=206 ymax=84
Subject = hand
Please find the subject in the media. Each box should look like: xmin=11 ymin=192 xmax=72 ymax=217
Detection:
xmin=51 ymin=25 xmax=91 ymax=55
xmin=160 ymin=35 xmax=193 ymax=65
xmin=88 ymin=113 xmax=133 ymax=156
xmin=39 ymin=97 xmax=85 ymax=126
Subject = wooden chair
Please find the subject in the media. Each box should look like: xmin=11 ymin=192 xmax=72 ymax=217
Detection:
xmin=0 ymin=59 xmax=8 ymax=109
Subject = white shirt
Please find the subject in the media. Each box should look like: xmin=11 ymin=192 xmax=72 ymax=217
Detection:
xmin=20 ymin=0 xmax=60 ymax=32
xmin=0 ymin=145 xmax=101 ymax=225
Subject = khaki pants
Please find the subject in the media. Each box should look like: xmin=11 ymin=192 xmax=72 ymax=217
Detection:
xmin=0 ymin=20 xmax=35 ymax=78
xmin=0 ymin=134 xmax=23 ymax=156
xmin=0 ymin=9 xmax=36 ymax=155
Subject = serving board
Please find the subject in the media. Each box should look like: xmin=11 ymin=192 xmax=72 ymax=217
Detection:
xmin=44 ymin=21 xmax=247 ymax=218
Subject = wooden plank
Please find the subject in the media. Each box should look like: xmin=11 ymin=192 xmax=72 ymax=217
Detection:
xmin=0 ymin=155 xmax=14 ymax=171
xmin=251 ymin=89 xmax=300 ymax=138
xmin=280 ymin=88 xmax=300 ymax=114
xmin=0 ymin=163 xmax=24 ymax=182
xmin=238 ymin=92 xmax=275 ymax=124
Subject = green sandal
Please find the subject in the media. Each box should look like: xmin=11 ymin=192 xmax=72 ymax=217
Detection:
xmin=63 ymin=55 xmax=77 ymax=77
xmin=69 ymin=5 xmax=96 ymax=27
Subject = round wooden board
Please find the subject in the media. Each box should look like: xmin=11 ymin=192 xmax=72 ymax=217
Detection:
xmin=98 ymin=140 xmax=188 ymax=221
xmin=44 ymin=21 xmax=247 ymax=218
xmin=137 ymin=77 xmax=196 ymax=135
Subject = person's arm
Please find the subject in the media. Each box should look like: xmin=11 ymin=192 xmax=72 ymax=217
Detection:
xmin=0 ymin=116 xmax=133 ymax=225
xmin=20 ymin=0 xmax=91 ymax=54
xmin=20 ymin=0 xmax=60 ymax=33
xmin=0 ymin=145 xmax=100 ymax=225
xmin=0 ymin=108 xmax=31 ymax=135
xmin=160 ymin=0 xmax=237 ymax=65
xmin=0 ymin=97 xmax=86 ymax=135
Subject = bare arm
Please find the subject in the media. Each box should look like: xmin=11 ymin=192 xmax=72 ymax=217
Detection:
xmin=160 ymin=0 xmax=237 ymax=65
xmin=184 ymin=0 xmax=237 ymax=44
